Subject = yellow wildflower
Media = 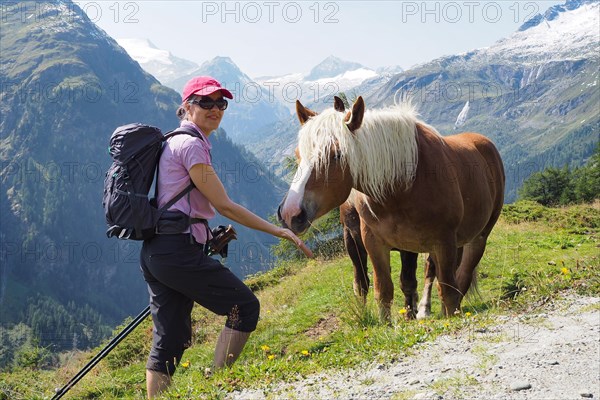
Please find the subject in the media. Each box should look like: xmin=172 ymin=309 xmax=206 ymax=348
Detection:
xmin=261 ymin=345 xmax=271 ymax=352
xmin=465 ymin=312 xmax=472 ymax=318
xmin=301 ymin=350 xmax=310 ymax=356
xmin=399 ymin=308 xmax=407 ymax=315
xmin=181 ymin=360 xmax=190 ymax=368
xmin=268 ymin=354 xmax=276 ymax=360
xmin=561 ymin=267 xmax=569 ymax=275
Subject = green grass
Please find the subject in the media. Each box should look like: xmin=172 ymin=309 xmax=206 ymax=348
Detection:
xmin=1 ymin=202 xmax=598 ymax=399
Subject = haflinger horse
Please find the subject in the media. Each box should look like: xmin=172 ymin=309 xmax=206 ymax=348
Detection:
xmin=278 ymin=96 xmax=505 ymax=318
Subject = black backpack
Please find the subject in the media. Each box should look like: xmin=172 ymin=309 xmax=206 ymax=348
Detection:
xmin=102 ymin=123 xmax=204 ymax=240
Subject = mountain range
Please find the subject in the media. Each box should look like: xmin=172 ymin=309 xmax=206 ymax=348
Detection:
xmin=253 ymin=55 xmax=403 ymax=112
xmin=251 ymin=0 xmax=600 ymax=201
xmin=116 ymin=39 xmax=291 ymax=143
xmin=0 ymin=0 xmax=285 ymax=351
xmin=1 ymin=0 xmax=170 ymax=347
xmin=115 ymin=38 xmax=403 ymax=142
xmin=119 ymin=0 xmax=598 ymax=202
xmin=366 ymin=0 xmax=599 ymax=201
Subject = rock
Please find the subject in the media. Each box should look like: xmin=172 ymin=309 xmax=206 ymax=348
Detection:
xmin=510 ymin=381 xmax=532 ymax=391
xmin=580 ymin=393 xmax=594 ymax=398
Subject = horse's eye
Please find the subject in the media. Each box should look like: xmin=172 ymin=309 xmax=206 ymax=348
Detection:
xmin=333 ymin=152 xmax=342 ymax=161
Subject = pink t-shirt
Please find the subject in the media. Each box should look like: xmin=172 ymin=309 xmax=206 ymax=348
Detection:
xmin=157 ymin=121 xmax=215 ymax=244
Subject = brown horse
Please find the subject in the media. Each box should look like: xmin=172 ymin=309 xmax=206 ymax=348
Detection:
xmin=279 ymin=96 xmax=505 ymax=317
xmin=297 ymin=102 xmax=435 ymax=319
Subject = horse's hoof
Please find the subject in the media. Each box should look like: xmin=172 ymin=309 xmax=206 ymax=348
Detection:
xmin=405 ymin=308 xmax=417 ymax=320
xmin=416 ymin=308 xmax=431 ymax=320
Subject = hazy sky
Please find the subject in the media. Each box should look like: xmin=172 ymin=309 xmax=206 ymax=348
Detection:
xmin=83 ymin=1 xmax=564 ymax=77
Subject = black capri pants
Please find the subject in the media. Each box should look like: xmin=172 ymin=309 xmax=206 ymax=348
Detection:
xmin=140 ymin=234 xmax=260 ymax=375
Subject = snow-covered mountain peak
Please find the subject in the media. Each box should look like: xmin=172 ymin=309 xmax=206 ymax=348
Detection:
xmin=487 ymin=1 xmax=599 ymax=62
xmin=116 ymin=38 xmax=200 ymax=84
xmin=117 ymin=38 xmax=170 ymax=64
xmin=196 ymin=56 xmax=250 ymax=84
xmin=518 ymin=0 xmax=598 ymax=31
xmin=305 ymin=55 xmax=365 ymax=80
xmin=254 ymin=56 xmax=401 ymax=110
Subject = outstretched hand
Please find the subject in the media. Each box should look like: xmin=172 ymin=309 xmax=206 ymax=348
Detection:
xmin=278 ymin=228 xmax=314 ymax=258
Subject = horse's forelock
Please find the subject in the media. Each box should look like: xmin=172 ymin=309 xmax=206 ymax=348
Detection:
xmin=297 ymin=109 xmax=346 ymax=170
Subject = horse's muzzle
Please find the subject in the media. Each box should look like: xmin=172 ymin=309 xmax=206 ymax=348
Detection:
xmin=277 ymin=201 xmax=310 ymax=235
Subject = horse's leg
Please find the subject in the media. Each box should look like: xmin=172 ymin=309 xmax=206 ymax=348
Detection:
xmin=417 ymin=248 xmax=462 ymax=318
xmin=432 ymin=244 xmax=461 ymax=316
xmin=341 ymin=203 xmax=369 ymax=301
xmin=343 ymin=224 xmax=369 ymax=301
xmin=399 ymin=251 xmax=419 ymax=319
xmin=417 ymin=255 xmax=436 ymax=319
xmin=455 ymin=236 xmax=487 ymax=296
xmin=363 ymin=230 xmax=393 ymax=321
xmin=455 ymin=202 xmax=502 ymax=301
xmin=455 ymin=247 xmax=464 ymax=273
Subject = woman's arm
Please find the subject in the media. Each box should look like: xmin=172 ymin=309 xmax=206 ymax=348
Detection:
xmin=189 ymin=163 xmax=313 ymax=257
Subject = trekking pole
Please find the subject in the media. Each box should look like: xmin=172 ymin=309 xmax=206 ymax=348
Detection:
xmin=51 ymin=305 xmax=151 ymax=400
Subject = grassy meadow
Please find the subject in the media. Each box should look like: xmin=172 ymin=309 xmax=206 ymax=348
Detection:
xmin=1 ymin=201 xmax=598 ymax=399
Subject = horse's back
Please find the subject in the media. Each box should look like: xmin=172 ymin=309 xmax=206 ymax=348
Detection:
xmin=445 ymin=132 xmax=498 ymax=154
xmin=445 ymin=132 xmax=505 ymax=229
xmin=444 ymin=132 xmax=505 ymax=183
xmin=454 ymin=132 xmax=502 ymax=162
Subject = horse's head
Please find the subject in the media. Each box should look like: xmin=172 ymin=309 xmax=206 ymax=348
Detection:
xmin=278 ymin=96 xmax=365 ymax=234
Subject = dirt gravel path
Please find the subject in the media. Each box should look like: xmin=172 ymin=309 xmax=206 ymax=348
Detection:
xmin=230 ymin=293 xmax=599 ymax=399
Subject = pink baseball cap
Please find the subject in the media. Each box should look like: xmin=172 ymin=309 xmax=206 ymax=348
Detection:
xmin=181 ymin=76 xmax=233 ymax=102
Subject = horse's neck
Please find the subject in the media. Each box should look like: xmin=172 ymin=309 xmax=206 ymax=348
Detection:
xmin=351 ymin=122 xmax=445 ymax=203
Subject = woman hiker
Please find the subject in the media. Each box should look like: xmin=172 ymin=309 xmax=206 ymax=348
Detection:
xmin=140 ymin=76 xmax=313 ymax=398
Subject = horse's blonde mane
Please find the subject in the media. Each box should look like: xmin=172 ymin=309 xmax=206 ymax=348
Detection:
xmin=297 ymin=102 xmax=423 ymax=203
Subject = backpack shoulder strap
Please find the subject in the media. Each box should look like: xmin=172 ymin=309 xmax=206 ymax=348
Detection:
xmin=155 ymin=126 xmax=209 ymax=215
xmin=157 ymin=181 xmax=195 ymax=213
xmin=163 ymin=126 xmax=205 ymax=142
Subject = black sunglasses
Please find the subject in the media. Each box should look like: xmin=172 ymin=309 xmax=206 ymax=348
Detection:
xmin=188 ymin=97 xmax=228 ymax=111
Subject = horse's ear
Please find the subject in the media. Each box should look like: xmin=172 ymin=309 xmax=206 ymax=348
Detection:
xmin=296 ymin=100 xmax=317 ymax=125
xmin=333 ymin=96 xmax=345 ymax=112
xmin=346 ymin=96 xmax=365 ymax=133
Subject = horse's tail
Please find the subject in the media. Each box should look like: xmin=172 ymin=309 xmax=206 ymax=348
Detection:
xmin=465 ymin=267 xmax=482 ymax=301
